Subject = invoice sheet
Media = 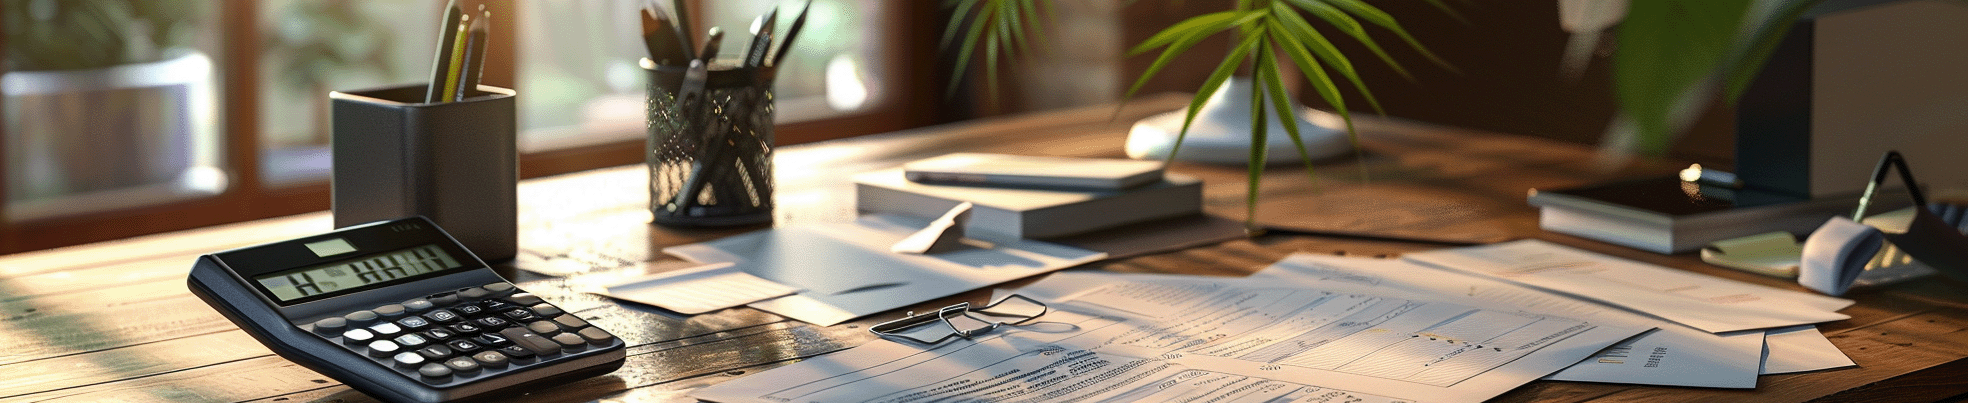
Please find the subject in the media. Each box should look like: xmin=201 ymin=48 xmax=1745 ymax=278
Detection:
xmin=664 ymin=214 xmax=1105 ymax=325
xmin=1245 ymin=255 xmax=1761 ymax=388
xmin=693 ymin=310 xmax=1416 ymax=403
xmin=1055 ymin=280 xmax=1644 ymax=402
xmin=1403 ymin=240 xmax=1853 ymax=333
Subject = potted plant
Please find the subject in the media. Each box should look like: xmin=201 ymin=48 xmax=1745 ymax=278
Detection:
xmin=949 ymin=0 xmax=1453 ymax=223
xmin=952 ymin=0 xmax=1828 ymax=223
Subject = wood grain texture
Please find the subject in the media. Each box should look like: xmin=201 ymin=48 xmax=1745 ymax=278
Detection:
xmin=5 ymin=94 xmax=1967 ymax=402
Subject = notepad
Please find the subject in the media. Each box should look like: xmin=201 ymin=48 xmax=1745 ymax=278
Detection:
xmin=600 ymin=263 xmax=799 ymax=314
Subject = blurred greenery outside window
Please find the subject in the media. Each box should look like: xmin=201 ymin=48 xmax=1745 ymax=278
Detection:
xmin=258 ymin=0 xmax=437 ymax=186
xmin=516 ymin=0 xmax=885 ymax=150
xmin=2 ymin=0 xmax=224 ymax=221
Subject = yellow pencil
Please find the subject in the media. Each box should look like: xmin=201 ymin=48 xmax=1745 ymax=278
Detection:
xmin=439 ymin=14 xmax=472 ymax=103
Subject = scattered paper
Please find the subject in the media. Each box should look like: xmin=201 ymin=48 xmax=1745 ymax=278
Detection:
xmin=1404 ymin=240 xmax=1853 ymax=333
xmin=1247 ymin=255 xmax=1763 ymax=388
xmin=695 ymin=311 xmax=1414 ymax=403
xmin=699 ymin=276 xmax=1646 ymax=403
xmin=890 ymin=202 xmax=972 ymax=254
xmin=597 ymin=263 xmax=798 ymax=315
xmin=664 ymin=214 xmax=1106 ymax=326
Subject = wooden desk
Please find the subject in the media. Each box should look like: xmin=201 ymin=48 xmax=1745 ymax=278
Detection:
xmin=6 ymin=94 xmax=1966 ymax=402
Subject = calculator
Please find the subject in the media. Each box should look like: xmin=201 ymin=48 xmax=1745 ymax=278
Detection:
xmin=188 ymin=217 xmax=625 ymax=403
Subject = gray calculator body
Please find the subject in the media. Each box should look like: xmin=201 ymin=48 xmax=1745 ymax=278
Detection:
xmin=188 ymin=217 xmax=624 ymax=403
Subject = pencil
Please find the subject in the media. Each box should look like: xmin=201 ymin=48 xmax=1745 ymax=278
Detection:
xmin=438 ymin=13 xmax=472 ymax=103
xmin=425 ymin=0 xmax=463 ymax=103
xmin=454 ymin=9 xmax=490 ymax=102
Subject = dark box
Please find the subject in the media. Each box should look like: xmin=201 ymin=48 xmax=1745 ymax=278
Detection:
xmin=329 ymin=84 xmax=517 ymax=262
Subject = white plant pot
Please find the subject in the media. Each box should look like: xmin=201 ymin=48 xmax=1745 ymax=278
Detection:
xmin=1125 ymin=77 xmax=1350 ymax=165
xmin=2 ymin=52 xmax=224 ymax=220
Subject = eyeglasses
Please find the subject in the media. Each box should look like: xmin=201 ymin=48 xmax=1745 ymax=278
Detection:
xmin=869 ymin=294 xmax=1048 ymax=345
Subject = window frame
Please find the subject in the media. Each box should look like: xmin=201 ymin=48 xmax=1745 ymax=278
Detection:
xmin=0 ymin=0 xmax=948 ymax=254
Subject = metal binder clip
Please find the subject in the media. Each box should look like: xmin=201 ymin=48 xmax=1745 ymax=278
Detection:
xmin=869 ymin=294 xmax=1048 ymax=345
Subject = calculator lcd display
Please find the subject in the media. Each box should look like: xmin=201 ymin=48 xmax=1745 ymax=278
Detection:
xmin=254 ymin=244 xmax=463 ymax=302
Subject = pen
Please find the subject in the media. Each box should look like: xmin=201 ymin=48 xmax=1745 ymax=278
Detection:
xmin=770 ymin=1 xmax=810 ymax=67
xmin=744 ymin=8 xmax=777 ymax=68
xmin=672 ymin=0 xmax=698 ymax=61
xmin=425 ymin=0 xmax=463 ymax=103
xmin=699 ymin=27 xmax=724 ymax=65
xmin=453 ymin=8 xmax=490 ymax=102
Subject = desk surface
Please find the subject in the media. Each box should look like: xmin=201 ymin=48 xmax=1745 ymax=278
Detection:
xmin=5 ymin=94 xmax=1967 ymax=403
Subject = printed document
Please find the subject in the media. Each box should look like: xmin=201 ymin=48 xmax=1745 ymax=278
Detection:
xmin=1244 ymin=255 xmax=1762 ymax=388
xmin=694 ymin=311 xmax=1415 ymax=403
xmin=698 ymin=278 xmax=1646 ymax=403
xmin=1403 ymin=240 xmax=1852 ymax=333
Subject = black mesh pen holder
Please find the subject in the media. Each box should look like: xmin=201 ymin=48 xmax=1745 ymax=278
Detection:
xmin=644 ymin=58 xmax=774 ymax=227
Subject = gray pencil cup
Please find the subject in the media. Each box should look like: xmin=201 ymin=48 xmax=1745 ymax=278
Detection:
xmin=644 ymin=58 xmax=775 ymax=227
xmin=329 ymin=84 xmax=518 ymax=262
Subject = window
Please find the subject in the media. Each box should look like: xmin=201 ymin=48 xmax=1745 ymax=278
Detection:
xmin=0 ymin=0 xmax=947 ymax=254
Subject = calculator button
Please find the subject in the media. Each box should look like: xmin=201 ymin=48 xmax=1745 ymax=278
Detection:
xmin=418 ymin=363 xmax=453 ymax=378
xmin=444 ymin=356 xmax=481 ymax=373
xmin=343 ymin=329 xmax=376 ymax=343
xmin=551 ymin=314 xmax=590 ymax=329
xmin=368 ymin=323 xmax=404 ymax=336
xmin=393 ymin=334 xmax=430 ymax=347
xmin=499 ymin=328 xmax=563 ymax=356
xmin=474 ymin=317 xmax=511 ymax=329
xmin=550 ymin=333 xmax=586 ymax=347
xmin=366 ymin=340 xmax=401 ymax=357
xmin=482 ymin=283 xmax=515 ymax=293
xmin=396 ymin=316 xmax=432 ymax=330
xmin=453 ymin=304 xmax=486 ymax=316
xmin=530 ymin=304 xmax=563 ymax=317
xmin=449 ymin=323 xmax=484 ymax=334
xmin=344 ymin=310 xmax=379 ymax=323
xmin=507 ymin=293 xmax=543 ymax=305
xmin=458 ymin=287 xmax=490 ymax=299
xmin=480 ymin=300 xmax=517 ymax=311
xmin=446 ymin=339 xmax=483 ymax=353
xmin=474 ymin=333 xmax=512 ymax=347
xmin=417 ymin=345 xmax=455 ymax=360
xmin=402 ymin=299 xmax=435 ymax=311
xmin=311 ymin=317 xmax=347 ymax=334
xmin=501 ymin=308 xmax=538 ymax=321
xmin=472 ymin=350 xmax=511 ymax=367
xmin=526 ymin=321 xmax=560 ymax=334
xmin=429 ymin=292 xmax=460 ymax=306
xmin=373 ymin=304 xmax=407 ymax=317
xmin=578 ymin=327 xmax=615 ymax=344
xmin=422 ymin=328 xmax=457 ymax=340
xmin=497 ymin=345 xmax=536 ymax=359
xmin=425 ymin=309 xmax=463 ymax=323
xmin=392 ymin=352 xmax=426 ymax=367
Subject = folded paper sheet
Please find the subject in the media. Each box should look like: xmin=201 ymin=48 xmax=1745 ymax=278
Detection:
xmin=664 ymin=214 xmax=1106 ymax=325
xmin=598 ymin=263 xmax=799 ymax=314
